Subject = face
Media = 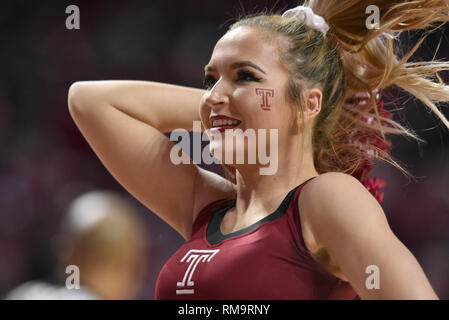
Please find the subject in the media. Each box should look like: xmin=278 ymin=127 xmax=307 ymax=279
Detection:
xmin=200 ymin=26 xmax=294 ymax=167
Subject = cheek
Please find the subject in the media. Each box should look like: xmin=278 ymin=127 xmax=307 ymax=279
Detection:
xmin=236 ymin=88 xmax=277 ymax=119
xmin=199 ymin=103 xmax=210 ymax=125
xmin=255 ymin=88 xmax=275 ymax=111
xmin=246 ymin=88 xmax=285 ymax=129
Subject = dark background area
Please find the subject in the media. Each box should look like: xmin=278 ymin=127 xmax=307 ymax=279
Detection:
xmin=0 ymin=0 xmax=448 ymax=299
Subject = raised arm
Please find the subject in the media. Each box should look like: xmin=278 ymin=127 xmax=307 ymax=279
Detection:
xmin=68 ymin=81 xmax=235 ymax=240
xmin=69 ymin=81 xmax=204 ymax=133
xmin=299 ymin=172 xmax=439 ymax=300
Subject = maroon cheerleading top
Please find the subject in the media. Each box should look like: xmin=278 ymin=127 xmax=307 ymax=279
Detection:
xmin=155 ymin=176 xmax=358 ymax=300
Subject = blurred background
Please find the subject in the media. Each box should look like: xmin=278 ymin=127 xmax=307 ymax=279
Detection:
xmin=0 ymin=0 xmax=448 ymax=299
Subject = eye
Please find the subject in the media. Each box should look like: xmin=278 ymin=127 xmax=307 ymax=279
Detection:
xmin=202 ymin=75 xmax=216 ymax=90
xmin=236 ymin=70 xmax=261 ymax=83
xmin=202 ymin=70 xmax=262 ymax=90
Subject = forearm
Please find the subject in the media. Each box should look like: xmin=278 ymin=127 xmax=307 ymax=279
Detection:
xmin=68 ymin=80 xmax=205 ymax=132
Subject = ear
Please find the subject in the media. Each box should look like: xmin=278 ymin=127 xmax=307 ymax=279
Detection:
xmin=304 ymin=88 xmax=322 ymax=121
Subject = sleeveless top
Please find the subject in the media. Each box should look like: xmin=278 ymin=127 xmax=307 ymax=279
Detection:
xmin=155 ymin=176 xmax=358 ymax=299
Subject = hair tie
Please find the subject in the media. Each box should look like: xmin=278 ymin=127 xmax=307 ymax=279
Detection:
xmin=282 ymin=6 xmax=330 ymax=37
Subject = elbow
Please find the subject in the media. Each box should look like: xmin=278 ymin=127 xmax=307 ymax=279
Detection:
xmin=68 ymin=81 xmax=101 ymax=116
xmin=68 ymin=81 xmax=86 ymax=114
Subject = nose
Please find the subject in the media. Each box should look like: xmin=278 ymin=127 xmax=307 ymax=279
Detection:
xmin=204 ymin=80 xmax=230 ymax=108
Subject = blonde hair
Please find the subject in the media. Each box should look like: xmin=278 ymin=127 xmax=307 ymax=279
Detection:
xmin=222 ymin=0 xmax=449 ymax=187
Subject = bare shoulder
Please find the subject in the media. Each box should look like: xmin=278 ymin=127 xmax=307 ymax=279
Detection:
xmin=297 ymin=174 xmax=359 ymax=256
xmin=189 ymin=167 xmax=236 ymax=233
xmin=299 ymin=171 xmax=388 ymax=233
xmin=299 ymin=172 xmax=360 ymax=212
xmin=303 ymin=171 xmax=362 ymax=193
xmin=299 ymin=171 xmax=378 ymax=211
xmin=298 ymin=172 xmax=387 ymax=281
xmin=297 ymin=173 xmax=438 ymax=299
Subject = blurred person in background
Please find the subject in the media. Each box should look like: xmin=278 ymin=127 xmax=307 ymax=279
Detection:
xmin=5 ymin=190 xmax=147 ymax=300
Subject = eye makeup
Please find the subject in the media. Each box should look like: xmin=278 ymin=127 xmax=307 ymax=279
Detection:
xmin=202 ymin=69 xmax=262 ymax=90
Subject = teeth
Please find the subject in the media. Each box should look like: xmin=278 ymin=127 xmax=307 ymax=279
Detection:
xmin=212 ymin=119 xmax=240 ymax=127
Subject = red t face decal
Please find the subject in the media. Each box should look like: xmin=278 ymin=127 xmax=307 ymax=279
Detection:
xmin=255 ymin=88 xmax=274 ymax=111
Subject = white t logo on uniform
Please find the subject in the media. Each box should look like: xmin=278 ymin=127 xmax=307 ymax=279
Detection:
xmin=176 ymin=249 xmax=220 ymax=295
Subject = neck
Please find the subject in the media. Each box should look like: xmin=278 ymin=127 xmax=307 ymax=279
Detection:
xmin=231 ymin=142 xmax=318 ymax=218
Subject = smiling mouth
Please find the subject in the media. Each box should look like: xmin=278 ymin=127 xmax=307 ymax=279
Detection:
xmin=210 ymin=119 xmax=242 ymax=132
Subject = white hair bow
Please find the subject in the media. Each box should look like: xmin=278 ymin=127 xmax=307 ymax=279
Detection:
xmin=282 ymin=6 xmax=330 ymax=37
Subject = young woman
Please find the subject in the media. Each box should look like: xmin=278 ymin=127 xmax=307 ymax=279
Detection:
xmin=68 ymin=0 xmax=449 ymax=299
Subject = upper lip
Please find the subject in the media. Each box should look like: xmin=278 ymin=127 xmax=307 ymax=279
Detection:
xmin=209 ymin=115 xmax=242 ymax=128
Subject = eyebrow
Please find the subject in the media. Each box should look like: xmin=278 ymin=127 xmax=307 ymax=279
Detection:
xmin=204 ymin=60 xmax=266 ymax=75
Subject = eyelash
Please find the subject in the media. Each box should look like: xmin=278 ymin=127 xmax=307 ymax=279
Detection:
xmin=202 ymin=70 xmax=261 ymax=90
